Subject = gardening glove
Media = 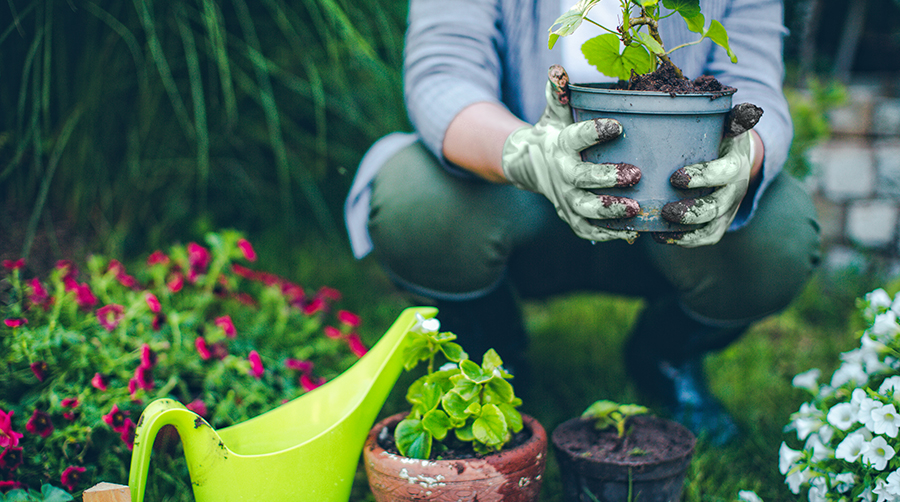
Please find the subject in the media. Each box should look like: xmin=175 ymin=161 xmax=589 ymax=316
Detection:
xmin=501 ymin=65 xmax=642 ymax=242
xmin=657 ymin=103 xmax=762 ymax=248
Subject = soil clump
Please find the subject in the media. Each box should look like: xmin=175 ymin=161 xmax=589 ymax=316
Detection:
xmin=614 ymin=60 xmax=736 ymax=98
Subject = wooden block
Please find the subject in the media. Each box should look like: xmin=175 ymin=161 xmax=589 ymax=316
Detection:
xmin=83 ymin=482 xmax=131 ymax=502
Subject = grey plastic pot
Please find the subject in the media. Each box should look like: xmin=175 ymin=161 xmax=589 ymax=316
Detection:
xmin=569 ymin=83 xmax=735 ymax=232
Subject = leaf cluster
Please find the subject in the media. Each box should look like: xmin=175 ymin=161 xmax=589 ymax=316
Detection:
xmin=549 ymin=0 xmax=737 ymax=81
xmin=394 ymin=324 xmax=524 ymax=459
xmin=582 ymin=399 xmax=649 ymax=437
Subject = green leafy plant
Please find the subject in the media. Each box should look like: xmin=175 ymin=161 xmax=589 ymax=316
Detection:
xmin=582 ymin=400 xmax=649 ymax=438
xmin=0 ymin=231 xmax=367 ymax=500
xmin=392 ymin=317 xmax=524 ymax=459
xmin=549 ymin=0 xmax=737 ymax=81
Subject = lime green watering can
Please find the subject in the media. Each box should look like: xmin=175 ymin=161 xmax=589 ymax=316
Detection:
xmin=128 ymin=306 xmax=436 ymax=502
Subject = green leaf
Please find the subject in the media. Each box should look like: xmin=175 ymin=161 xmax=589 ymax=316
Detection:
xmin=472 ymin=404 xmax=508 ymax=448
xmin=635 ymin=32 xmax=664 ymax=55
xmin=582 ymin=400 xmax=620 ymax=420
xmin=633 ymin=0 xmax=659 ymax=6
xmin=705 ymin=20 xmax=737 ymax=63
xmin=422 ymin=409 xmax=452 ymax=440
xmin=662 ymin=0 xmax=700 ymax=17
xmin=426 ymin=368 xmax=460 ymax=394
xmin=465 ymin=401 xmax=483 ymax=416
xmin=681 ymin=12 xmax=706 ymax=34
xmin=498 ymin=403 xmax=524 ymax=433
xmin=442 ymin=390 xmax=476 ymax=421
xmin=460 ymin=359 xmax=491 ymax=383
xmin=455 ymin=420 xmax=475 ymax=442
xmin=439 ymin=342 xmax=466 ymax=363
xmin=421 ymin=381 xmax=443 ymax=411
xmin=395 ymin=418 xmax=433 ymax=459
xmin=481 ymin=348 xmax=503 ymax=373
xmin=619 ymin=404 xmax=649 ymax=417
xmin=41 ymin=485 xmax=74 ymax=502
xmin=3 ymin=491 xmax=31 ymax=502
xmin=402 ymin=335 xmax=432 ymax=371
xmin=451 ymin=375 xmax=481 ymax=401
xmin=582 ymin=34 xmax=653 ymax=81
xmin=548 ymin=0 xmax=603 ymax=38
xmin=549 ymin=33 xmax=560 ymax=50
xmin=405 ymin=376 xmax=426 ymax=406
xmin=484 ymin=376 xmax=514 ymax=404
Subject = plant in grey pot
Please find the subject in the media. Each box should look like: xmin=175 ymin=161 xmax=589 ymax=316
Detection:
xmin=549 ymin=0 xmax=762 ymax=235
xmin=551 ymin=400 xmax=696 ymax=502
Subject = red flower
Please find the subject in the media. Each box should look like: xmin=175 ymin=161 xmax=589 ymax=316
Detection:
xmin=103 ymin=404 xmax=130 ymax=433
xmin=120 ymin=419 xmax=136 ymax=450
xmin=282 ymin=283 xmax=305 ymax=305
xmin=300 ymin=373 xmax=325 ymax=392
xmin=324 ymin=326 xmax=342 ymax=339
xmin=28 ymin=278 xmax=49 ymax=306
xmin=134 ymin=365 xmax=154 ymax=391
xmin=61 ymin=398 xmax=80 ymax=408
xmin=91 ymin=372 xmax=109 ymax=391
xmin=3 ymin=318 xmax=27 ymax=328
xmin=248 ymin=351 xmax=264 ymax=379
xmin=302 ymin=298 xmax=325 ymax=315
xmin=337 ymin=310 xmax=361 ymax=328
xmin=285 ymin=358 xmax=314 ymax=373
xmin=186 ymin=399 xmax=208 ymax=417
xmin=0 ymin=480 xmax=25 ymax=492
xmin=237 ymin=238 xmax=257 ymax=262
xmin=30 ymin=361 xmax=47 ymax=382
xmin=147 ymin=250 xmax=170 ymax=266
xmin=215 ymin=315 xmax=236 ymax=338
xmin=96 ymin=304 xmax=125 ymax=331
xmin=145 ymin=293 xmax=161 ymax=313
xmin=0 ymin=446 xmax=23 ymax=470
xmin=187 ymin=242 xmax=211 ymax=273
xmin=74 ymin=282 xmax=97 ymax=310
xmin=195 ymin=337 xmax=212 ymax=360
xmin=60 ymin=465 xmax=86 ymax=491
xmin=346 ymin=333 xmax=368 ymax=358
xmin=2 ymin=258 xmax=24 ymax=270
xmin=140 ymin=344 xmax=157 ymax=368
xmin=56 ymin=260 xmax=77 ymax=280
xmin=128 ymin=378 xmax=138 ymax=397
xmin=231 ymin=263 xmax=257 ymax=280
xmin=0 ymin=409 xmax=24 ymax=448
xmin=167 ymin=272 xmax=184 ymax=292
xmin=25 ymin=409 xmax=53 ymax=438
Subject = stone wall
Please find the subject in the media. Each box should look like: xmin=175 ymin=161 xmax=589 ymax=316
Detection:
xmin=804 ymin=76 xmax=900 ymax=271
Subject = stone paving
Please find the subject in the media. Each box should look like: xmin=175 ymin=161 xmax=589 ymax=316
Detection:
xmin=804 ymin=76 xmax=900 ymax=273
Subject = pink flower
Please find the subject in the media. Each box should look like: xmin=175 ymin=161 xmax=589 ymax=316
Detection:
xmin=2 ymin=258 xmax=24 ymax=270
xmin=25 ymin=409 xmax=53 ymax=438
xmin=0 ymin=480 xmax=25 ymax=492
xmin=91 ymin=372 xmax=109 ymax=391
xmin=60 ymin=465 xmax=86 ymax=491
xmin=302 ymin=298 xmax=325 ymax=315
xmin=248 ymin=351 xmax=264 ymax=379
xmin=300 ymin=373 xmax=325 ymax=392
xmin=231 ymin=263 xmax=257 ymax=280
xmin=282 ymin=283 xmax=305 ymax=305
xmin=56 ymin=260 xmax=77 ymax=280
xmin=195 ymin=337 xmax=212 ymax=360
xmin=167 ymin=272 xmax=184 ymax=293
xmin=28 ymin=278 xmax=49 ymax=306
xmin=317 ymin=286 xmax=342 ymax=301
xmin=346 ymin=333 xmax=368 ymax=358
xmin=140 ymin=344 xmax=157 ymax=368
xmin=187 ymin=242 xmax=211 ymax=272
xmin=237 ymin=238 xmax=257 ymax=262
xmin=30 ymin=361 xmax=47 ymax=382
xmin=96 ymin=304 xmax=125 ymax=331
xmin=4 ymin=318 xmax=27 ymax=328
xmin=120 ymin=419 xmax=136 ymax=450
xmin=186 ymin=399 xmax=208 ymax=417
xmin=147 ymin=250 xmax=170 ymax=266
xmin=337 ymin=310 xmax=361 ymax=328
xmin=134 ymin=365 xmax=154 ymax=390
xmin=103 ymin=404 xmax=130 ymax=433
xmin=324 ymin=326 xmax=342 ymax=339
xmin=0 ymin=446 xmax=23 ymax=470
xmin=215 ymin=315 xmax=236 ymax=338
xmin=285 ymin=358 xmax=314 ymax=373
xmin=152 ymin=313 xmax=166 ymax=331
xmin=61 ymin=398 xmax=79 ymax=408
xmin=0 ymin=409 xmax=24 ymax=448
xmin=74 ymin=282 xmax=97 ymax=310
xmin=210 ymin=342 xmax=229 ymax=360
xmin=145 ymin=293 xmax=161 ymax=313
xmin=128 ymin=378 xmax=138 ymax=397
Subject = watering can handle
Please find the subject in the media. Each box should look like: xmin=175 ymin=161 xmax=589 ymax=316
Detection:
xmin=128 ymin=398 xmax=223 ymax=502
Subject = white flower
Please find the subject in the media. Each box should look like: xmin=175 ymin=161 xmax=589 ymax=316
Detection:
xmin=859 ymin=485 xmax=875 ymax=502
xmin=881 ymin=376 xmax=900 ymax=397
xmin=873 ymin=478 xmax=893 ymax=502
xmin=836 ymin=431 xmax=868 ymax=462
xmin=792 ymin=402 xmax=826 ymax=440
xmin=737 ymin=491 xmax=763 ymax=502
xmin=833 ymin=472 xmax=856 ymax=493
xmin=793 ymin=368 xmax=821 ymax=394
xmin=871 ymin=311 xmax=900 ymax=341
xmin=807 ymin=477 xmax=828 ymax=502
xmin=872 ymin=403 xmax=900 ymax=437
xmin=885 ymin=470 xmax=900 ymax=496
xmin=869 ymin=288 xmax=894 ymax=309
xmin=832 ymin=361 xmax=870 ymax=388
xmin=785 ymin=467 xmax=810 ymax=495
xmin=805 ymin=433 xmax=834 ymax=462
xmin=413 ymin=313 xmax=440 ymax=333
xmin=779 ymin=442 xmax=802 ymax=475
xmin=828 ymin=402 xmax=858 ymax=430
xmin=438 ymin=362 xmax=458 ymax=372
xmin=862 ymin=436 xmax=896 ymax=470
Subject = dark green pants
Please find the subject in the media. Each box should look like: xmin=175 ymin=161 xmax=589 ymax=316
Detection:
xmin=368 ymin=141 xmax=821 ymax=326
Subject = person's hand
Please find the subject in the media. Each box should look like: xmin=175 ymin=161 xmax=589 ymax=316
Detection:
xmin=501 ymin=65 xmax=642 ymax=242
xmin=656 ymin=130 xmax=756 ymax=248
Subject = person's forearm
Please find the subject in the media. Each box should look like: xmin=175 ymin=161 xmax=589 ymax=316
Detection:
xmin=443 ymin=102 xmax=528 ymax=183
xmin=750 ymin=130 xmax=764 ymax=183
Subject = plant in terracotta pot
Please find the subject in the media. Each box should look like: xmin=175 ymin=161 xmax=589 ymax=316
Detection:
xmin=548 ymin=0 xmax=762 ymax=235
xmin=363 ymin=314 xmax=547 ymax=502
xmin=551 ymin=399 xmax=696 ymax=502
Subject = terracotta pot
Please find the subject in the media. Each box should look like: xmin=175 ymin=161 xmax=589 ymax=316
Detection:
xmin=363 ymin=412 xmax=547 ymax=502
xmin=551 ymin=415 xmax=696 ymax=502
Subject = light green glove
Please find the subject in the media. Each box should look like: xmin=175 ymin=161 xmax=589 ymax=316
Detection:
xmin=502 ymin=65 xmax=642 ymax=242
xmin=658 ymin=131 xmax=756 ymax=248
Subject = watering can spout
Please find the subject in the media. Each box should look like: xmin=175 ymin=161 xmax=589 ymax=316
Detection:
xmin=128 ymin=306 xmax=437 ymax=502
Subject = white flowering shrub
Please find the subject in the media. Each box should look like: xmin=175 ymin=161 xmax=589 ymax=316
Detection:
xmin=781 ymin=288 xmax=900 ymax=502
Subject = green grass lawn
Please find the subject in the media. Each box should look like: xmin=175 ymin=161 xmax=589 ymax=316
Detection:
xmin=264 ymin=231 xmax=880 ymax=502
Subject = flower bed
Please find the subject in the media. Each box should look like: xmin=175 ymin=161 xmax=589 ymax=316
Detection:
xmin=0 ymin=231 xmax=366 ymax=501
